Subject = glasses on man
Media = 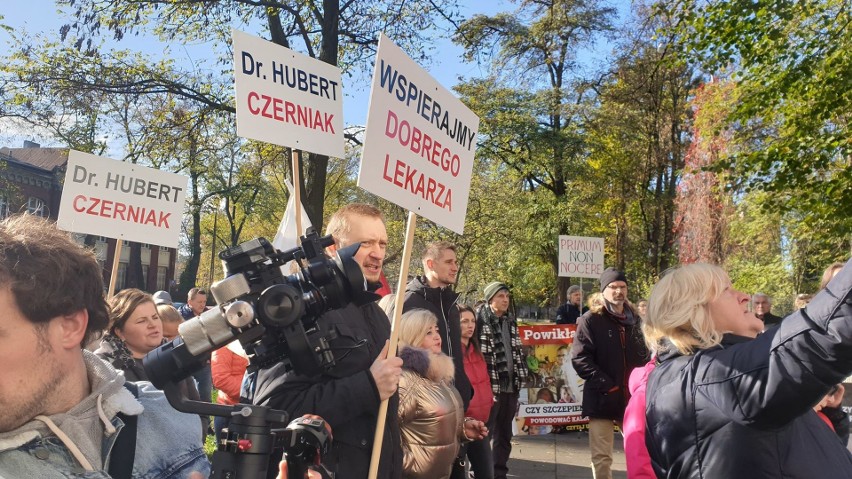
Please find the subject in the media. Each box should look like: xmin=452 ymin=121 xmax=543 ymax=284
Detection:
xmin=606 ymin=285 xmax=627 ymax=292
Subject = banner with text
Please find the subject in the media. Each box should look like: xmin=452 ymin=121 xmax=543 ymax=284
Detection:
xmin=232 ymin=29 xmax=344 ymax=158
xmin=57 ymin=150 xmax=187 ymax=248
xmin=517 ymin=324 xmax=587 ymax=433
xmin=558 ymin=235 xmax=604 ymax=279
xmin=358 ymin=33 xmax=479 ymax=234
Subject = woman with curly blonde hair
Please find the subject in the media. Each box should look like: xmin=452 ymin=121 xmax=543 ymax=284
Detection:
xmin=643 ymin=261 xmax=852 ymax=478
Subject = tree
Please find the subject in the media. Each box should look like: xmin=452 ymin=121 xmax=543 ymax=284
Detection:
xmin=660 ymin=0 xmax=852 ymax=238
xmin=51 ymin=0 xmax=464 ymax=229
xmin=454 ymin=0 xmax=615 ymax=304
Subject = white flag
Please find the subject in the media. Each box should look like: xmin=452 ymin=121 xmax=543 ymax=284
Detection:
xmin=272 ymin=180 xmax=312 ymax=252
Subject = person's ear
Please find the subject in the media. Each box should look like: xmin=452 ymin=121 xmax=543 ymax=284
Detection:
xmin=424 ymin=258 xmax=434 ymax=272
xmin=57 ymin=309 xmax=89 ymax=349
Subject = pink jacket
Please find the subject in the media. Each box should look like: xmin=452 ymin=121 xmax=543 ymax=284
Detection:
xmin=623 ymin=359 xmax=656 ymax=479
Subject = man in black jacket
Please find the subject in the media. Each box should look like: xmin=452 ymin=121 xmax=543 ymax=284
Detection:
xmin=396 ymin=241 xmax=472 ymax=410
xmin=753 ymin=292 xmax=782 ymax=328
xmin=253 ymin=204 xmax=403 ymax=479
xmin=555 ymin=284 xmax=588 ymax=324
xmin=571 ymin=268 xmax=648 ymax=479
xmin=395 ymin=241 xmax=473 ymax=479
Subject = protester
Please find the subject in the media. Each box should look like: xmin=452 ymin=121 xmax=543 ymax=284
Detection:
xmin=819 ymin=384 xmax=851 ymax=446
xmin=794 ymin=293 xmax=813 ymax=310
xmin=152 ymin=290 xmax=174 ymax=306
xmin=396 ymin=309 xmax=487 ymax=478
xmin=622 ymin=358 xmax=656 ymax=479
xmin=587 ymin=292 xmax=604 ymax=313
xmin=95 ymin=288 xmax=207 ymax=440
xmin=571 ymin=268 xmax=648 ymax=479
xmin=253 ymin=203 xmax=403 ymax=478
xmin=378 ymin=292 xmax=396 ymax=318
xmin=0 ymin=214 xmax=209 ymax=478
xmin=396 ymin=242 xmax=472 ymax=409
xmin=644 ymin=262 xmax=852 ymax=478
xmin=556 ymin=284 xmax=588 ymax=324
xmin=211 ymin=340 xmax=249 ymax=438
xmin=821 ymin=261 xmax=844 ymax=289
xmin=458 ymin=304 xmax=494 ymax=479
xmin=636 ymin=299 xmax=648 ymax=321
xmin=752 ymin=292 xmax=782 ymax=328
xmin=478 ymin=281 xmax=528 ymax=479
xmin=157 ymin=303 xmax=184 ymax=341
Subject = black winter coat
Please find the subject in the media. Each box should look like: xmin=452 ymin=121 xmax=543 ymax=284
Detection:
xmin=555 ymin=302 xmax=588 ymax=325
xmin=571 ymin=305 xmax=648 ymax=420
xmin=253 ymin=302 xmax=403 ymax=479
xmin=392 ymin=276 xmax=473 ymax=411
xmin=646 ymin=261 xmax=852 ymax=479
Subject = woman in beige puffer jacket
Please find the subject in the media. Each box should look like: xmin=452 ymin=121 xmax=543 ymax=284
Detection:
xmin=397 ymin=309 xmax=488 ymax=479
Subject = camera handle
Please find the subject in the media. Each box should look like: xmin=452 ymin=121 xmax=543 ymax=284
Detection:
xmin=160 ymin=382 xmax=331 ymax=479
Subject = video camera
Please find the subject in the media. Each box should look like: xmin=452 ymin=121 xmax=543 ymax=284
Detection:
xmin=143 ymin=228 xmax=375 ymax=478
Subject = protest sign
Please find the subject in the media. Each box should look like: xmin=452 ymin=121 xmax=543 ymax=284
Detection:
xmin=517 ymin=324 xmax=588 ymax=433
xmin=558 ymin=235 xmax=604 ymax=279
xmin=57 ymin=150 xmax=187 ymax=249
xmin=358 ymin=33 xmax=479 ymax=234
xmin=232 ymin=29 xmax=344 ymax=158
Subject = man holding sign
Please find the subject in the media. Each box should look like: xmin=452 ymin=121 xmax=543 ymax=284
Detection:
xmin=253 ymin=204 xmax=403 ymax=479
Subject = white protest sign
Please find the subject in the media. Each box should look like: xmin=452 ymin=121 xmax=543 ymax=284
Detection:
xmin=558 ymin=235 xmax=604 ymax=279
xmin=232 ymin=29 xmax=344 ymax=158
xmin=57 ymin=150 xmax=188 ymax=248
xmin=358 ymin=33 xmax=479 ymax=234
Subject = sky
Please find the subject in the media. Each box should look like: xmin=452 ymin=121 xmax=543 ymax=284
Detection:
xmin=0 ymin=0 xmax=631 ymax=153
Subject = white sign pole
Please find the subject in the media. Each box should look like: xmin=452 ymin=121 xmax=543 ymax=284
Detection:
xmin=368 ymin=211 xmax=417 ymax=479
xmin=291 ymin=149 xmax=303 ymax=242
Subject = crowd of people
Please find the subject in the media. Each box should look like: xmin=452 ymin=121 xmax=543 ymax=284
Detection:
xmin=0 ymin=206 xmax=850 ymax=479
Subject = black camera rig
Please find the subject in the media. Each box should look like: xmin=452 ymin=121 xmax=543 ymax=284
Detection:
xmin=144 ymin=229 xmax=373 ymax=478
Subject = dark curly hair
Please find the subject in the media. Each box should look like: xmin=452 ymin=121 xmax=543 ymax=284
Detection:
xmin=0 ymin=214 xmax=109 ymax=346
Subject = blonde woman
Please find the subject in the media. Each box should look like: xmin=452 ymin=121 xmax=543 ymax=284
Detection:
xmin=643 ymin=262 xmax=852 ymax=478
xmin=397 ymin=309 xmax=488 ymax=478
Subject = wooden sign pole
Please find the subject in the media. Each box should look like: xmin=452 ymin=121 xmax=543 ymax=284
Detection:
xmin=107 ymin=240 xmax=123 ymax=300
xmin=367 ymin=210 xmax=417 ymax=479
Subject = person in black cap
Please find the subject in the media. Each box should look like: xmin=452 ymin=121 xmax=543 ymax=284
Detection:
xmin=571 ymin=268 xmax=648 ymax=479
xmin=477 ymin=281 xmax=528 ymax=479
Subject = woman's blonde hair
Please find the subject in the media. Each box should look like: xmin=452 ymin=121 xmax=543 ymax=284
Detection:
xmin=644 ymin=263 xmax=729 ymax=355
xmin=398 ymin=309 xmax=438 ymax=349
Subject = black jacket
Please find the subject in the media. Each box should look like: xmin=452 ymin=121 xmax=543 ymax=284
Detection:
xmin=393 ymin=276 xmax=472 ymax=411
xmin=571 ymin=304 xmax=648 ymax=420
xmin=646 ymin=261 xmax=852 ymax=479
xmin=253 ymin=302 xmax=403 ymax=479
xmin=555 ymin=302 xmax=588 ymax=325
xmin=761 ymin=311 xmax=783 ymax=327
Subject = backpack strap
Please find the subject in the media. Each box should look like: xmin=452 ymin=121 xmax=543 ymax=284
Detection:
xmin=108 ymin=381 xmax=139 ymax=479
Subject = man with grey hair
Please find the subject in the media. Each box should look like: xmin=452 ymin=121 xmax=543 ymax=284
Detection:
xmin=753 ymin=293 xmax=782 ymax=328
xmin=555 ymin=284 xmax=588 ymax=324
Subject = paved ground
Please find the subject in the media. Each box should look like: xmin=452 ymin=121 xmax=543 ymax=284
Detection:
xmin=505 ymin=430 xmax=627 ymax=479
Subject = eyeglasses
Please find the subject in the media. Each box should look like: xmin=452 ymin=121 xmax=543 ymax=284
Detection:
xmin=606 ymin=285 xmax=627 ymax=292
